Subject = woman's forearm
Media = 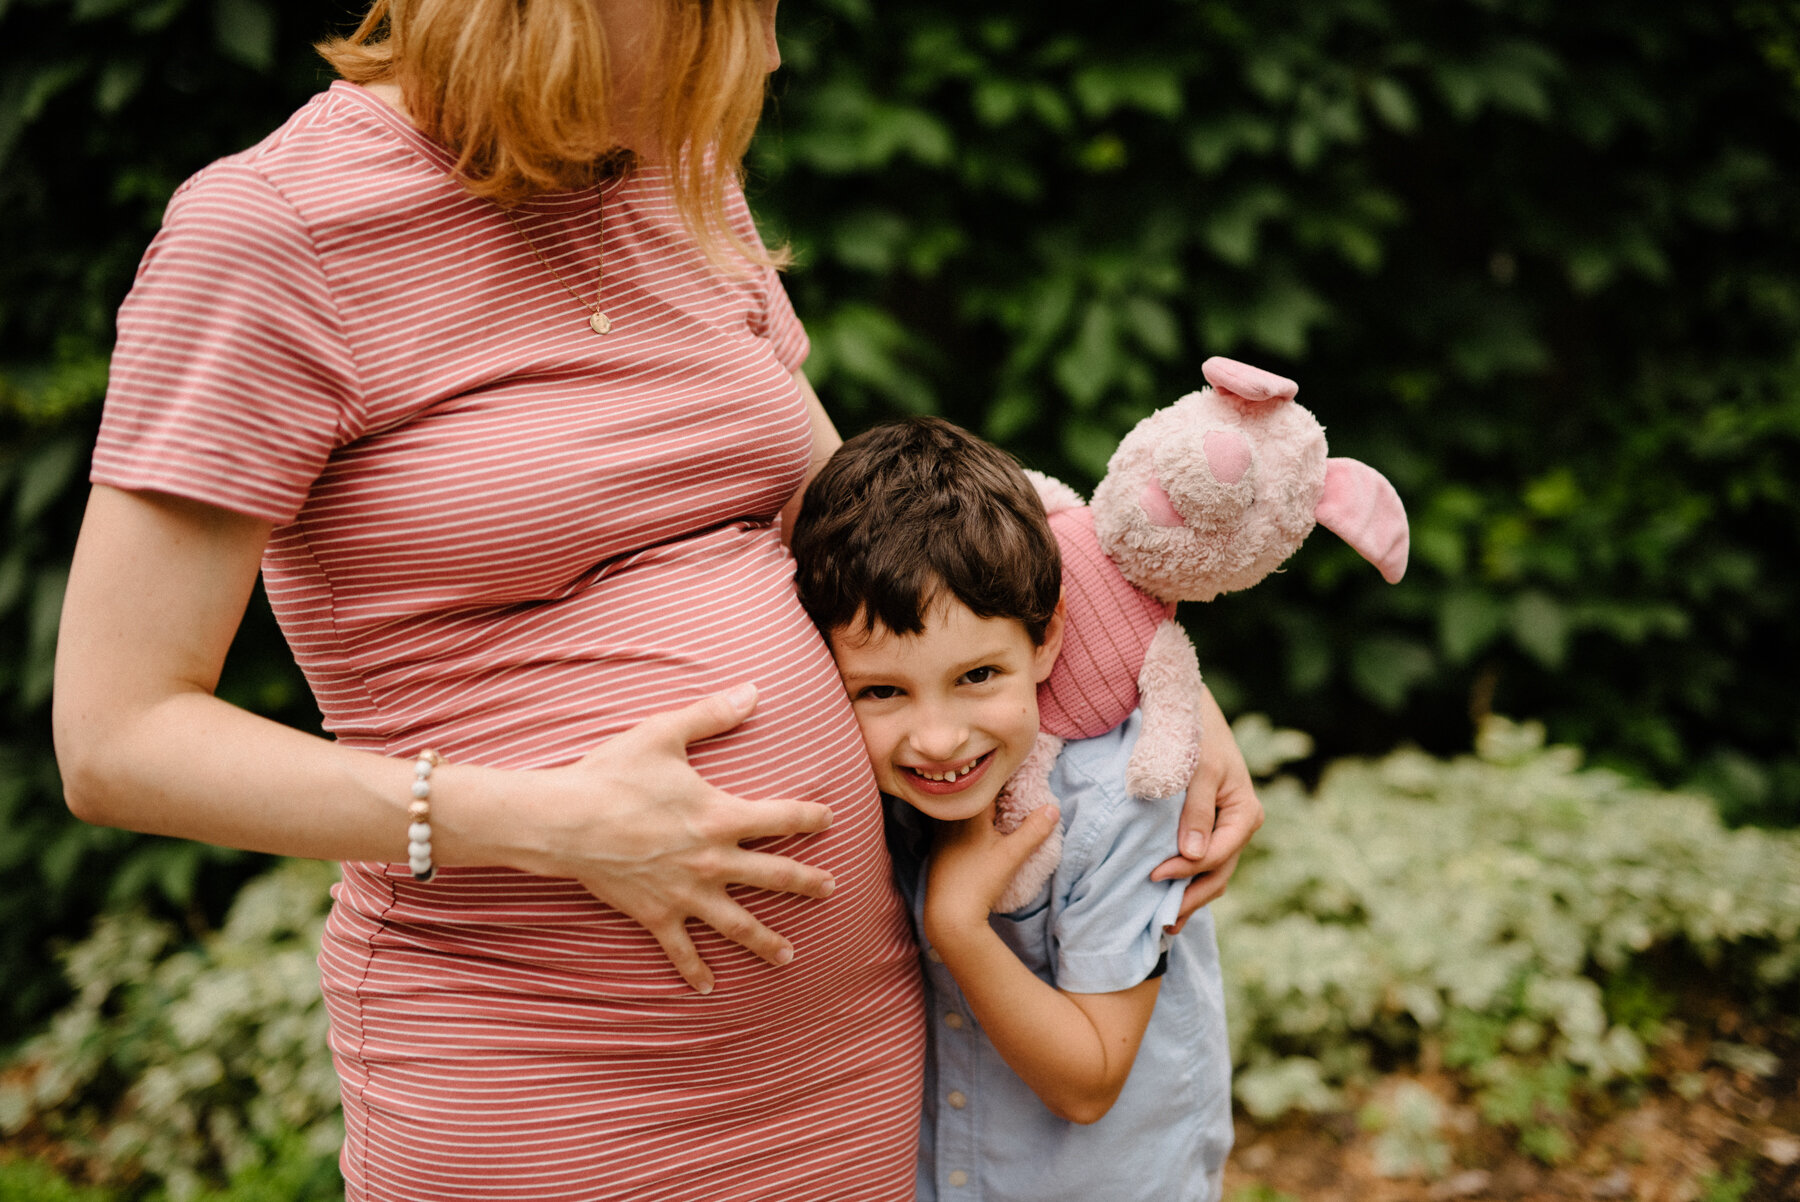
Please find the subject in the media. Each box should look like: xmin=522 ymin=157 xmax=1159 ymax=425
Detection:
xmin=60 ymin=684 xmax=480 ymax=865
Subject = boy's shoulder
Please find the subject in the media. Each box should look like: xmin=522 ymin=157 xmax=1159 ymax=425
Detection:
xmin=1046 ymin=710 xmax=1180 ymax=834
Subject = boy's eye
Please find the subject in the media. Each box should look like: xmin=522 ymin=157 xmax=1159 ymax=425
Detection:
xmin=960 ymin=666 xmax=998 ymax=685
xmin=856 ymin=684 xmax=900 ymax=701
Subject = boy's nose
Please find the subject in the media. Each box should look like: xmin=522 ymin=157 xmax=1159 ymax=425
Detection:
xmin=908 ymin=709 xmax=970 ymax=761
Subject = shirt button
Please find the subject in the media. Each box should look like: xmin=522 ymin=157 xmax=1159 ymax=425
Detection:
xmin=944 ymin=1012 xmax=964 ymax=1030
xmin=948 ymin=1170 xmax=969 ymax=1188
xmin=947 ymin=1090 xmax=967 ymax=1110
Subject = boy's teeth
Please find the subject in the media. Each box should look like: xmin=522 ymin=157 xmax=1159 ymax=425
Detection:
xmin=921 ymin=763 xmax=974 ymax=782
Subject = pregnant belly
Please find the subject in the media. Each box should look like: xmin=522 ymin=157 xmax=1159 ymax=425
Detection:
xmin=321 ymin=521 xmax=913 ymax=1002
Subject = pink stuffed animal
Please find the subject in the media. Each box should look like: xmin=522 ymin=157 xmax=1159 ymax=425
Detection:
xmin=992 ymin=356 xmax=1410 ymax=909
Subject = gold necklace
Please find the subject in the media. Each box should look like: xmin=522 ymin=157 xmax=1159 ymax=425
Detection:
xmin=502 ymin=188 xmax=615 ymax=336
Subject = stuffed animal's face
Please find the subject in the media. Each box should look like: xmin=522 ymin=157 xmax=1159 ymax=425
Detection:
xmin=1090 ymin=387 xmax=1328 ymax=603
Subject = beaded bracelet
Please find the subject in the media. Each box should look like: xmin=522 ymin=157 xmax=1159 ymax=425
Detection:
xmin=406 ymin=750 xmax=443 ymax=883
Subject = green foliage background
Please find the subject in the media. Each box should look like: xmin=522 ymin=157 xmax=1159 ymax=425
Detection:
xmin=3 ymin=0 xmax=1799 ymax=1039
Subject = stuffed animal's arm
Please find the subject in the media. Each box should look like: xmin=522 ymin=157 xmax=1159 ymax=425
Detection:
xmin=1126 ymin=620 xmax=1205 ymax=800
xmin=993 ymin=731 xmax=1066 ymax=912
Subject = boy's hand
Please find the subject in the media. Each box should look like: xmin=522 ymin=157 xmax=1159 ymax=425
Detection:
xmin=924 ymin=805 xmax=1060 ymax=939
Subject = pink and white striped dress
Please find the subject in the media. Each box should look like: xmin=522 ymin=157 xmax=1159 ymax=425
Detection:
xmin=91 ymin=82 xmax=924 ymax=1201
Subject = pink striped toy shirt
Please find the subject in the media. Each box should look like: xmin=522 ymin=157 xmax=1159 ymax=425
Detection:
xmin=92 ymin=83 xmax=924 ymax=1201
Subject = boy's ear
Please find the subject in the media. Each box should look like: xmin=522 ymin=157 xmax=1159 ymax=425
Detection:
xmin=1032 ymin=596 xmax=1067 ymax=683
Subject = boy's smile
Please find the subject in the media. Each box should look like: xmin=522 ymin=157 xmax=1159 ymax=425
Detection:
xmin=829 ymin=596 xmax=1063 ymax=822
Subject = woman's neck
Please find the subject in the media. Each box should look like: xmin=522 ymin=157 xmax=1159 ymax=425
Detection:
xmin=358 ymin=81 xmax=413 ymax=124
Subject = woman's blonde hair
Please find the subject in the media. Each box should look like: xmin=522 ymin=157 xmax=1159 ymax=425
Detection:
xmin=319 ymin=0 xmax=781 ymax=267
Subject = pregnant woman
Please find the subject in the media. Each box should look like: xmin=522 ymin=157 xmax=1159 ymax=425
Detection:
xmin=51 ymin=2 xmax=1263 ymax=1198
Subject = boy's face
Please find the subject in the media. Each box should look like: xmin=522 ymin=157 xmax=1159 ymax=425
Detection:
xmin=829 ymin=596 xmax=1063 ymax=823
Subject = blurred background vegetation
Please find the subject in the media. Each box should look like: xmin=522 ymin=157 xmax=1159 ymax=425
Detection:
xmin=2 ymin=0 xmax=1799 ymax=1193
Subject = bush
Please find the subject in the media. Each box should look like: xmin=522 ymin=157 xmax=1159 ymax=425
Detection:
xmin=1218 ymin=715 xmax=1800 ymax=1156
xmin=0 ymin=861 xmax=342 ymax=1201
xmin=8 ymin=722 xmax=1799 ymax=1192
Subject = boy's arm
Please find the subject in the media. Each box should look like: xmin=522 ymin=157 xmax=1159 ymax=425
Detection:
xmin=923 ymin=805 xmax=1162 ymax=1125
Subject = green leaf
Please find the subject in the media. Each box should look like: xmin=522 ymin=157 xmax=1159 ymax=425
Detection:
xmin=1076 ymin=132 xmax=1128 ymax=173
xmin=0 ymin=59 xmax=88 ymax=173
xmin=1185 ymin=113 xmax=1279 ymax=174
xmin=213 ymin=0 xmax=276 ymax=71
xmin=24 ymin=565 xmax=68 ymax=708
xmin=1366 ymin=76 xmax=1418 ymax=132
xmin=1243 ymin=277 xmax=1331 ymax=357
xmin=971 ymin=78 xmax=1021 ymax=126
xmin=13 ymin=436 xmax=85 ymax=529
xmin=1070 ymin=63 xmax=1184 ymax=119
xmin=1061 ymin=417 xmax=1120 ymax=482
xmin=1122 ymin=296 xmax=1181 ymax=359
xmin=829 ymin=208 xmax=910 ymax=274
xmin=1510 ymin=591 xmax=1570 ymax=668
xmin=1199 ymin=185 xmax=1287 ymax=267
xmin=132 ymin=0 xmax=194 ymax=33
xmin=72 ymin=0 xmax=142 ymax=19
xmin=93 ymin=58 xmax=146 ymax=114
xmin=1349 ymin=636 xmax=1434 ymax=709
xmin=983 ymin=392 xmax=1038 ymax=443
xmin=1052 ymin=301 xmax=1118 ymax=410
xmin=1522 ymin=468 xmax=1582 ymax=519
xmin=1439 ymin=588 xmax=1508 ymax=664
xmin=0 ymin=546 xmax=25 ymax=617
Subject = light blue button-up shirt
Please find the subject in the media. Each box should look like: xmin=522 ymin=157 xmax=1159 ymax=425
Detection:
xmin=889 ymin=711 xmax=1235 ymax=1202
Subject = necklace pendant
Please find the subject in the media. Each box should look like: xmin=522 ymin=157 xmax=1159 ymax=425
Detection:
xmin=589 ymin=311 xmax=613 ymax=336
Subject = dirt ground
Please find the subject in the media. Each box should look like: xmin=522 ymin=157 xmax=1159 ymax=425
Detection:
xmin=1224 ymin=1008 xmax=1800 ymax=1202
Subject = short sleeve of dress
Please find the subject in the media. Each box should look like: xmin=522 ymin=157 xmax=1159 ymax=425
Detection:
xmin=91 ymin=162 xmax=366 ymax=524
xmin=1048 ymin=718 xmax=1187 ymax=995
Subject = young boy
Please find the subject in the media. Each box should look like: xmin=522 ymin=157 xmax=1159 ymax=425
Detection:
xmin=790 ymin=417 xmax=1234 ymax=1202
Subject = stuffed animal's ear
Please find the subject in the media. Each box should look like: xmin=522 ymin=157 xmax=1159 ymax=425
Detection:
xmin=1201 ymin=356 xmax=1299 ymax=404
xmin=1316 ymin=459 xmax=1409 ymax=583
xmin=1023 ymin=468 xmax=1086 ymax=515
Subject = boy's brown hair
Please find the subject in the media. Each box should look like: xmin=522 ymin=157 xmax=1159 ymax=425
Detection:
xmin=791 ymin=417 xmax=1061 ymax=645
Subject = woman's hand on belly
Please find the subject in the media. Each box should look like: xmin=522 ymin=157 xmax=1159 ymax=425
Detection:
xmin=451 ymin=683 xmax=837 ymax=995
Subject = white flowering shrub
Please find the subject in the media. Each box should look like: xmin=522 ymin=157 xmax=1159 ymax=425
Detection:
xmin=0 ymin=859 xmax=342 ymax=1199
xmin=1218 ymin=715 xmax=1800 ymax=1157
